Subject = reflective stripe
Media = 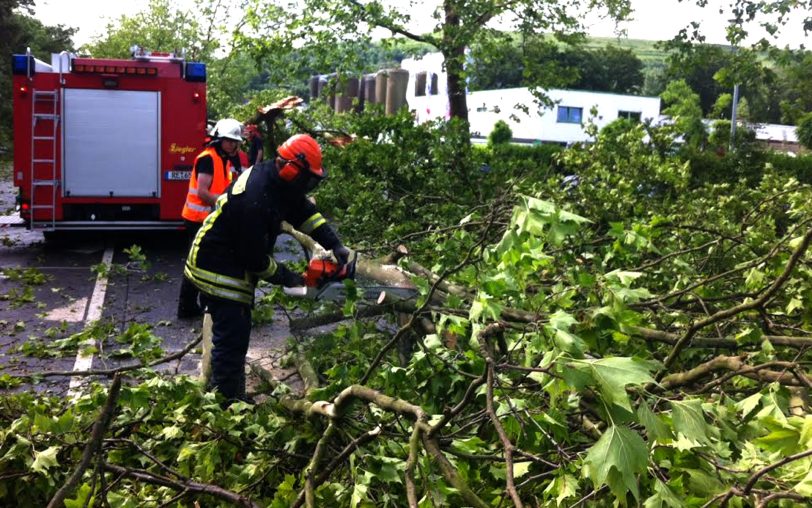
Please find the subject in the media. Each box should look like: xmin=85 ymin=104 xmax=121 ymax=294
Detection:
xmin=182 ymin=147 xmax=232 ymax=222
xmin=184 ymin=201 xmax=211 ymax=213
xmin=185 ymin=193 xmax=257 ymax=305
xmin=255 ymin=256 xmax=278 ymax=279
xmin=184 ymin=265 xmax=252 ymax=305
xmin=300 ymin=213 xmax=326 ymax=233
xmin=189 ymin=195 xmax=226 ymax=266
xmin=186 ymin=262 xmax=253 ymax=292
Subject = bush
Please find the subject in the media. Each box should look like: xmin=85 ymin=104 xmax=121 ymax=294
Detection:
xmin=707 ymin=120 xmax=757 ymax=152
xmin=687 ymin=148 xmax=768 ymax=187
xmin=487 ymin=120 xmax=512 ymax=146
xmin=797 ymin=111 xmax=812 ymax=150
xmin=486 ymin=142 xmax=563 ymax=175
xmin=767 ymin=152 xmax=812 ymax=184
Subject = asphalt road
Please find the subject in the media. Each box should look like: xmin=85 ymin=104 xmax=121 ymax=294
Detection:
xmin=0 ymin=175 xmax=300 ymax=398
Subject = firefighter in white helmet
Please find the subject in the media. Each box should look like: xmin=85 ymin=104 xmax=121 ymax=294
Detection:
xmin=177 ymin=118 xmax=244 ymax=319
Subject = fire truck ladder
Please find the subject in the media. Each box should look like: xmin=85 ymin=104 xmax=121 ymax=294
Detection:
xmin=30 ymin=89 xmax=60 ymax=231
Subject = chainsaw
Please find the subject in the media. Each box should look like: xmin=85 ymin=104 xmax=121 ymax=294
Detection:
xmin=283 ymin=256 xmax=418 ymax=302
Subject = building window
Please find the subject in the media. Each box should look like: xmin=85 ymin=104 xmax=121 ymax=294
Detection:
xmin=429 ymin=73 xmax=439 ymax=95
xmin=618 ymin=110 xmax=642 ymax=122
xmin=557 ymin=106 xmax=582 ymax=124
xmin=415 ymin=71 xmax=427 ymax=97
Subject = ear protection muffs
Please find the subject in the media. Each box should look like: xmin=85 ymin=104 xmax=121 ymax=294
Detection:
xmin=278 ymin=153 xmax=310 ymax=182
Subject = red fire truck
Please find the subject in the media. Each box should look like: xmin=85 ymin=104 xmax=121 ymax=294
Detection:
xmin=10 ymin=47 xmax=207 ymax=233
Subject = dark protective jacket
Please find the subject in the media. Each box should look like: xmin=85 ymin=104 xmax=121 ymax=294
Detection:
xmin=184 ymin=160 xmax=340 ymax=305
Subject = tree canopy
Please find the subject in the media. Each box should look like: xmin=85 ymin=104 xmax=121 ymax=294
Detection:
xmin=0 ymin=0 xmax=75 ymax=149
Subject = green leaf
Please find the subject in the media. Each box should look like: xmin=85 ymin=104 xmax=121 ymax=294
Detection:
xmin=513 ymin=461 xmax=531 ymax=478
xmin=570 ymin=357 xmax=655 ymax=411
xmin=64 ymin=483 xmax=94 ymax=508
xmin=161 ymin=425 xmax=184 ymax=439
xmin=736 ymin=392 xmax=762 ymax=417
xmin=543 ymin=474 xmax=579 ymax=506
xmin=552 ymin=328 xmax=587 ymax=356
xmin=754 ymin=428 xmax=801 ymax=454
xmin=31 ymin=445 xmax=60 ymax=474
xmin=350 ymin=482 xmax=369 ymax=508
xmin=452 ymin=436 xmax=487 ymax=454
xmin=605 ymin=270 xmax=644 ymax=286
xmin=549 ymin=310 xmax=577 ymax=331
xmin=734 ymin=327 xmax=762 ymax=345
xmin=671 ymin=400 xmax=711 ymax=446
xmin=583 ymin=425 xmax=648 ymax=499
xmin=794 ymin=467 xmax=812 ymax=497
xmin=638 ymin=400 xmax=674 ymax=442
xmin=643 ymin=479 xmax=684 ymax=508
xmin=800 ymin=416 xmax=812 ymax=448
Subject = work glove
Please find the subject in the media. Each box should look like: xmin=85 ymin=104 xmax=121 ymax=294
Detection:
xmin=333 ymin=244 xmax=351 ymax=265
xmin=267 ymin=263 xmax=305 ymax=288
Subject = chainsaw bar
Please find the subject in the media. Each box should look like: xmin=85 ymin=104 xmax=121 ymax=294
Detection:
xmin=283 ymin=282 xmax=418 ymax=302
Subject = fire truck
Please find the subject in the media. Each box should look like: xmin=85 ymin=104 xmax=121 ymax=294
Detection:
xmin=10 ymin=47 xmax=207 ymax=234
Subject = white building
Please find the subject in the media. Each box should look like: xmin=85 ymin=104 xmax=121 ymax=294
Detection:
xmin=400 ymin=53 xmax=662 ymax=145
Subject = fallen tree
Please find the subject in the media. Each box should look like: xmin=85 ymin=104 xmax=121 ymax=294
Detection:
xmin=2 ymin=120 xmax=812 ymax=507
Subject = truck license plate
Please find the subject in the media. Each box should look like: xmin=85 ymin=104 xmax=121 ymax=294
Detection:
xmin=165 ymin=170 xmax=191 ymax=181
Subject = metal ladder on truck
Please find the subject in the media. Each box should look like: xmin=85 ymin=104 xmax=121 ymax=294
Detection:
xmin=30 ymin=88 xmax=60 ymax=232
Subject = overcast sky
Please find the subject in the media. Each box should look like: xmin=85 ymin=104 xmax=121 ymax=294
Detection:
xmin=32 ymin=0 xmax=809 ymax=49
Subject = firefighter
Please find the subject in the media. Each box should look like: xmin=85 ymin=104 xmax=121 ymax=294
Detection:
xmin=177 ymin=118 xmax=244 ymax=319
xmin=184 ymin=133 xmax=350 ymax=402
xmin=245 ymin=124 xmax=264 ymax=166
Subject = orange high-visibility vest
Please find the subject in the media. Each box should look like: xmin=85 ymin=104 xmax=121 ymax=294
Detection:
xmin=181 ymin=147 xmax=233 ymax=223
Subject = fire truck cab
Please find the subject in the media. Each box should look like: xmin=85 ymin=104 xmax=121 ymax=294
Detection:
xmin=11 ymin=47 xmax=207 ymax=232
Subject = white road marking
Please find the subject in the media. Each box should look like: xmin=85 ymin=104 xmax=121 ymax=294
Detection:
xmin=44 ymin=297 xmax=89 ymax=323
xmin=68 ymin=246 xmax=114 ymax=398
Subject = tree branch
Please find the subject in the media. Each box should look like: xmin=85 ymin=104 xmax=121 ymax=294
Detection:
xmin=662 ymin=227 xmax=812 ymax=371
xmin=47 ymin=374 xmax=122 ymax=508
xmin=24 ymin=334 xmax=202 ymax=379
xmin=629 ymin=326 xmax=812 ymax=349
xmin=102 ymin=463 xmax=262 ymax=508
xmin=660 ymin=355 xmax=808 ymax=390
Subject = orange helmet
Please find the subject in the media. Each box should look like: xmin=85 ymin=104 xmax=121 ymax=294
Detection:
xmin=277 ymin=134 xmax=325 ymax=181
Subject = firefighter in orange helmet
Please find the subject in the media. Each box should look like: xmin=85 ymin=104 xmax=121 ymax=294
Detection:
xmin=184 ymin=133 xmax=350 ymax=402
xmin=177 ymin=118 xmax=243 ymax=319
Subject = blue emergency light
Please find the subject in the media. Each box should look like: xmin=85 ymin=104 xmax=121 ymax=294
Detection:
xmin=185 ymin=62 xmax=206 ymax=82
xmin=11 ymin=54 xmax=34 ymax=75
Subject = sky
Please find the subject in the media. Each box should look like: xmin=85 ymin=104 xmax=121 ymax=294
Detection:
xmin=32 ymin=0 xmax=809 ymax=49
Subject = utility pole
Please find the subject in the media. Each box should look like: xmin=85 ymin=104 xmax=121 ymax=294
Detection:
xmin=730 ymin=82 xmax=740 ymax=152
xmin=728 ymin=19 xmax=740 ymax=153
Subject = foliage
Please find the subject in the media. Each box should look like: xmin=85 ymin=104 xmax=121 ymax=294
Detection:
xmin=4 ymin=109 xmax=812 ymax=506
xmin=774 ymin=50 xmax=812 ymax=124
xmin=81 ymin=0 xmax=224 ymax=61
xmin=241 ymin=0 xmax=635 ymax=121
xmin=797 ymin=112 xmax=812 ymax=151
xmin=0 ymin=0 xmax=75 ymax=151
xmin=470 ymin=38 xmax=645 ymax=95
xmin=661 ymin=79 xmax=707 ymax=149
xmin=487 ymin=120 xmax=513 ymax=146
xmin=4 ymin=2 xmax=812 ymax=506
xmin=79 ymin=0 xmax=251 ymax=120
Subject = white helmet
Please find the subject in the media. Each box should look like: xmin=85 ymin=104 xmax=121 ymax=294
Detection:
xmin=211 ymin=118 xmax=243 ymax=142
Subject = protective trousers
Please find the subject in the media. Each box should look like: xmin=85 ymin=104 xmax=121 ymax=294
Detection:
xmin=177 ymin=220 xmax=203 ymax=316
xmin=202 ymin=295 xmax=252 ymax=402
